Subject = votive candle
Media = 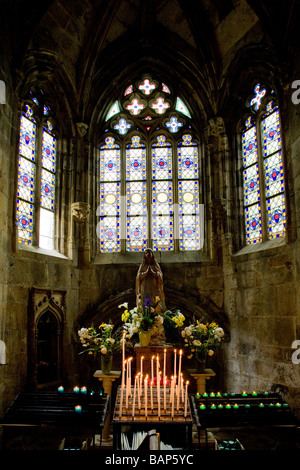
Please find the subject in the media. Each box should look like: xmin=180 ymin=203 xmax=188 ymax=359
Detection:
xmin=73 ymin=386 xmax=80 ymax=394
xmin=75 ymin=405 xmax=82 ymax=414
xmin=80 ymin=386 xmax=87 ymax=395
xmin=58 ymin=386 xmax=64 ymax=394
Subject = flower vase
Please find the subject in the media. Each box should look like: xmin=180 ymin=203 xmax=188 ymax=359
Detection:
xmin=139 ymin=330 xmax=151 ymax=347
xmin=101 ymin=354 xmax=113 ymax=374
xmin=195 ymin=352 xmax=207 ymax=372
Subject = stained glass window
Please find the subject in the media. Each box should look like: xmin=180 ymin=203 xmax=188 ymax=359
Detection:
xmin=98 ymin=75 xmax=200 ymax=254
xmin=99 ymin=137 xmax=121 ymax=253
xmin=126 ymin=136 xmax=147 ymax=252
xmin=242 ymin=116 xmax=262 ymax=244
xmin=152 ymin=135 xmax=174 ymax=251
xmin=178 ymin=135 xmax=201 ymax=250
xmin=242 ymin=85 xmax=286 ymax=245
xmin=261 ymin=102 xmax=286 ymax=239
xmin=39 ymin=121 xmax=56 ymax=249
xmin=17 ymin=100 xmax=57 ymax=249
xmin=16 ymin=105 xmax=37 ymax=245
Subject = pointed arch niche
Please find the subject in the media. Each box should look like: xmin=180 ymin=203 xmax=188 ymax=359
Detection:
xmin=27 ymin=288 xmax=66 ymax=389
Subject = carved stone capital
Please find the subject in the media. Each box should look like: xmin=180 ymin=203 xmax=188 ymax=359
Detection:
xmin=208 ymin=116 xmax=226 ymax=137
xmin=76 ymin=122 xmax=88 ymax=138
xmin=71 ymin=201 xmax=90 ymax=223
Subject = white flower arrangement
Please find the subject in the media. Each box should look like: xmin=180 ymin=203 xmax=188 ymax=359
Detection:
xmin=181 ymin=321 xmax=224 ymax=360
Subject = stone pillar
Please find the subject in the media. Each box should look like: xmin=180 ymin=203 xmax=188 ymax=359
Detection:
xmin=206 ymin=116 xmax=231 ymax=262
xmin=93 ymin=370 xmax=121 ymax=446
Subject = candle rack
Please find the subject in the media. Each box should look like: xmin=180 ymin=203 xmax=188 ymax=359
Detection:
xmin=112 ymin=385 xmax=193 ymax=450
xmin=191 ymin=392 xmax=299 ymax=450
xmin=113 ymin=385 xmax=193 ymax=423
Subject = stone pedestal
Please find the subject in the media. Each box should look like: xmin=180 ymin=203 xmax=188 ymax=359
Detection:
xmin=93 ymin=370 xmax=121 ymax=446
xmin=134 ymin=344 xmax=174 ymax=378
xmin=189 ymin=369 xmax=216 ymax=394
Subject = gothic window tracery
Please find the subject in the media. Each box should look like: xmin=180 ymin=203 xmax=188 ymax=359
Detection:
xmin=98 ymin=76 xmax=202 ymax=253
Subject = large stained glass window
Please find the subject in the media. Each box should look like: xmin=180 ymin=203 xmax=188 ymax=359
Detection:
xmin=178 ymin=134 xmax=200 ymax=250
xmin=126 ymin=136 xmax=147 ymax=252
xmin=98 ymin=76 xmax=202 ymax=254
xmin=16 ymin=105 xmax=37 ymax=245
xmin=152 ymin=135 xmax=173 ymax=251
xmin=242 ymin=84 xmax=286 ymax=245
xmin=99 ymin=137 xmax=121 ymax=253
xmin=16 ymin=97 xmax=57 ymax=250
xmin=40 ymin=121 xmax=56 ymax=250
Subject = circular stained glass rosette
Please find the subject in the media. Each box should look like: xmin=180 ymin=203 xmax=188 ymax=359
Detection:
xmin=158 ymin=227 xmax=168 ymax=238
xmin=18 ymin=215 xmax=29 ymax=228
xmin=271 ymin=168 xmax=279 ymax=181
xmin=268 ymin=128 xmax=277 ymax=140
xmin=157 ymin=158 xmax=167 ymax=169
xmin=42 ymin=184 xmax=51 ymax=196
xmin=246 ymin=142 xmax=254 ymax=153
xmin=132 ymin=227 xmax=142 ymax=239
xmin=131 ymin=159 xmax=141 ymax=170
xmin=248 ymin=180 xmax=256 ymax=191
xmin=105 ymin=194 xmax=116 ymax=204
xmin=183 ymin=157 xmax=193 ymax=168
xmin=157 ymin=192 xmax=168 ymax=203
xmin=183 ymin=192 xmax=194 ymax=203
xmin=24 ymin=133 xmax=31 ymax=145
xmin=20 ymin=173 xmax=30 ymax=186
xmin=44 ymin=145 xmax=51 ymax=157
xmin=106 ymin=160 xmax=115 ymax=170
xmin=184 ymin=226 xmax=194 ymax=237
xmin=250 ymin=218 xmax=259 ymax=230
xmin=272 ymin=210 xmax=282 ymax=224
xmin=105 ymin=228 xmax=115 ymax=239
xmin=131 ymin=193 xmax=142 ymax=204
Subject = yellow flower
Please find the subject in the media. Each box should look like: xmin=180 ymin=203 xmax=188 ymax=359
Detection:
xmin=122 ymin=310 xmax=129 ymax=322
xmin=99 ymin=323 xmax=107 ymax=328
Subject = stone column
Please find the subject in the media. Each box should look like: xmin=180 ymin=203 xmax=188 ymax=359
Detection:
xmin=93 ymin=370 xmax=121 ymax=447
xmin=206 ymin=116 xmax=231 ymax=262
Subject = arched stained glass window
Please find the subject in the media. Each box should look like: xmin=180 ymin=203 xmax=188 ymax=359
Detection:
xmin=16 ymin=95 xmax=57 ymax=250
xmin=17 ymin=105 xmax=37 ymax=245
xmin=98 ymin=137 xmax=121 ymax=253
xmin=242 ymin=84 xmax=286 ymax=245
xmin=98 ymin=75 xmax=202 ymax=254
xmin=152 ymin=135 xmax=174 ymax=251
xmin=178 ymin=134 xmax=200 ymax=250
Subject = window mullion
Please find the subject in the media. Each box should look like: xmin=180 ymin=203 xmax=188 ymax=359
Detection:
xmin=120 ymin=139 xmax=126 ymax=252
xmin=256 ymin=119 xmax=268 ymax=242
xmin=33 ymin=121 xmax=43 ymax=246
xmin=173 ymin=140 xmax=179 ymax=252
xmin=147 ymin=139 xmax=152 ymax=249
